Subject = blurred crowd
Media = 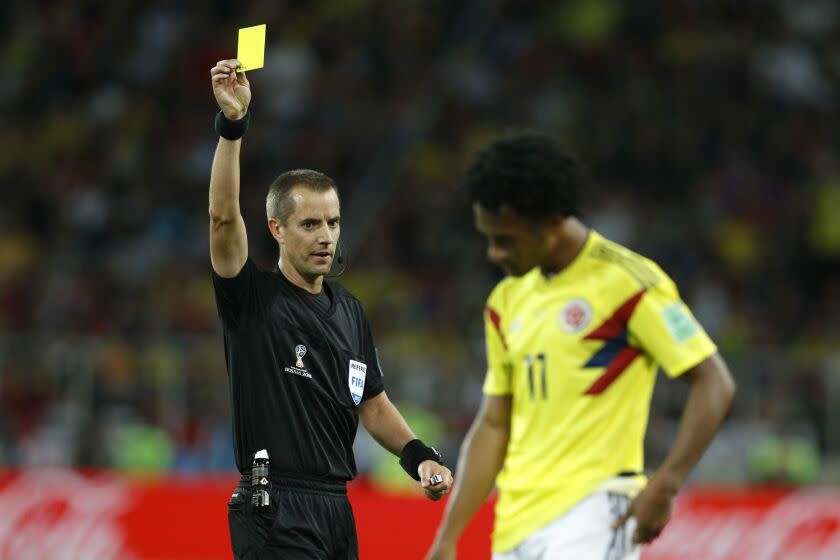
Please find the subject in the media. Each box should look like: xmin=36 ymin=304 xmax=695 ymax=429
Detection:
xmin=1 ymin=0 xmax=839 ymax=485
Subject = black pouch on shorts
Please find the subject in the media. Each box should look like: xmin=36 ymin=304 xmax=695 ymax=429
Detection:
xmin=228 ymin=485 xmax=279 ymax=559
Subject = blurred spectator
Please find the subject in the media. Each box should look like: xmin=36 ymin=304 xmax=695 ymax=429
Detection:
xmin=0 ymin=0 xmax=838 ymax=484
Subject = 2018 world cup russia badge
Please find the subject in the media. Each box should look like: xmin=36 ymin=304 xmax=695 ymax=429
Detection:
xmin=295 ymin=345 xmax=307 ymax=368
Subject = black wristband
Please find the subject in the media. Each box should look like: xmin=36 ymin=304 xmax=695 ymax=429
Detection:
xmin=214 ymin=109 xmax=250 ymax=140
xmin=399 ymin=439 xmax=443 ymax=481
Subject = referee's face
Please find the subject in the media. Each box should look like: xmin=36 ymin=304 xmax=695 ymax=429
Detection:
xmin=473 ymin=204 xmax=552 ymax=276
xmin=275 ymin=186 xmax=341 ymax=281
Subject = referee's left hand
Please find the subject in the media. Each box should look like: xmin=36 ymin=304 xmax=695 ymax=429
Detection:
xmin=418 ymin=460 xmax=453 ymax=501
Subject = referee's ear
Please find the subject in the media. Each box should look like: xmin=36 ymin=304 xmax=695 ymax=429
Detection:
xmin=268 ymin=217 xmax=285 ymax=245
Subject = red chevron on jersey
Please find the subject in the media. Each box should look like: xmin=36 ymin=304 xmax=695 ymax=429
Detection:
xmin=486 ymin=305 xmax=508 ymax=350
xmin=582 ymin=290 xmax=645 ymax=395
xmin=584 ymin=290 xmax=645 ymax=342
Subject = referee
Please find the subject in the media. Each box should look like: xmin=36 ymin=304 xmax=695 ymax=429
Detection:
xmin=209 ymin=59 xmax=453 ymax=559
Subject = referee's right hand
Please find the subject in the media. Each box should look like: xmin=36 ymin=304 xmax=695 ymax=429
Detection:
xmin=210 ymin=59 xmax=251 ymax=121
xmin=419 ymin=460 xmax=453 ymax=501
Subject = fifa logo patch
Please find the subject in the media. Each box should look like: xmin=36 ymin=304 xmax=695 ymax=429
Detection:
xmin=661 ymin=303 xmax=698 ymax=343
xmin=348 ymin=360 xmax=367 ymax=405
xmin=295 ymin=344 xmax=307 ymax=368
xmin=559 ymin=298 xmax=592 ymax=333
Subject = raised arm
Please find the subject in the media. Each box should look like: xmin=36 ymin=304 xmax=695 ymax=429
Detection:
xmin=209 ymin=59 xmax=251 ymax=278
xmin=426 ymin=394 xmax=512 ymax=560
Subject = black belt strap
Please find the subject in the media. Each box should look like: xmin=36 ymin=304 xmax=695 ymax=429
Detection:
xmin=238 ymin=474 xmax=347 ymax=495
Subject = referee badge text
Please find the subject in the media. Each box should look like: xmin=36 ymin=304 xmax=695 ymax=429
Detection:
xmin=348 ymin=360 xmax=367 ymax=405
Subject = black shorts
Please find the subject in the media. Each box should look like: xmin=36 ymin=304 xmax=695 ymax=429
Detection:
xmin=227 ymin=476 xmax=358 ymax=560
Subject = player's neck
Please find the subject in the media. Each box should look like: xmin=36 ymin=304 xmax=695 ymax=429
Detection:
xmin=278 ymin=258 xmax=324 ymax=294
xmin=540 ymin=217 xmax=589 ymax=276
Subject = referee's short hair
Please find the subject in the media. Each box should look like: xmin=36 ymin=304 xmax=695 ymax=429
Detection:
xmin=266 ymin=169 xmax=339 ymax=224
xmin=466 ymin=131 xmax=582 ymax=221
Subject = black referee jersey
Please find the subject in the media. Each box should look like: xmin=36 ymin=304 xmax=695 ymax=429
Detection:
xmin=212 ymin=257 xmax=385 ymax=480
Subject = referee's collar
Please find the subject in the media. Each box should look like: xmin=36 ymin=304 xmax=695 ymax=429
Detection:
xmin=272 ymin=261 xmax=331 ymax=298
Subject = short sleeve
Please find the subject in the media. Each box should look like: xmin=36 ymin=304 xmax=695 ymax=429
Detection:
xmin=361 ymin=346 xmax=386 ymax=401
xmin=212 ymin=258 xmax=257 ymax=330
xmin=482 ymin=291 xmax=513 ymax=395
xmin=359 ymin=309 xmax=385 ymax=401
xmin=629 ymin=274 xmax=717 ymax=378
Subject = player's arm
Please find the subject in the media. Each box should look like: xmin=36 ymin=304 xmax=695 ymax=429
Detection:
xmin=615 ymin=352 xmax=735 ymax=543
xmin=209 ymin=59 xmax=250 ymax=278
xmin=654 ymin=352 xmax=735 ymax=492
xmin=359 ymin=391 xmax=453 ymax=500
xmin=426 ymin=394 xmax=512 ymax=560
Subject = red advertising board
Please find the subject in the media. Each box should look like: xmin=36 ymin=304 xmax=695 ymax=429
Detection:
xmin=0 ymin=469 xmax=492 ymax=560
xmin=643 ymin=486 xmax=840 ymax=560
xmin=1 ymin=469 xmax=838 ymax=559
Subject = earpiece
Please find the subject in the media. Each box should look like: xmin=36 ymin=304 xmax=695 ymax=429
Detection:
xmin=336 ymin=239 xmax=345 ymax=264
xmin=328 ymin=239 xmax=347 ymax=277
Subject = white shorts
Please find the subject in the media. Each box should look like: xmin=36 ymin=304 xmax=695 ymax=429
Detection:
xmin=492 ymin=491 xmax=640 ymax=560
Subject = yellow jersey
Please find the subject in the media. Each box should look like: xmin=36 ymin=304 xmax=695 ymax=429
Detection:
xmin=482 ymin=231 xmax=716 ymax=552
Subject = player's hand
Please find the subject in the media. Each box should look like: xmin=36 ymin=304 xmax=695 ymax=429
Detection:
xmin=418 ymin=460 xmax=453 ymax=501
xmin=612 ymin=474 xmax=677 ymax=544
xmin=210 ymin=59 xmax=251 ymax=120
xmin=425 ymin=541 xmax=456 ymax=560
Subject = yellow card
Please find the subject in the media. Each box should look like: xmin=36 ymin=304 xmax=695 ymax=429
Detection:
xmin=236 ymin=24 xmax=266 ymax=72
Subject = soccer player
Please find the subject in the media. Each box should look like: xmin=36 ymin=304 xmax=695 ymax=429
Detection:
xmin=426 ymin=133 xmax=735 ymax=559
xmin=208 ymin=59 xmax=453 ymax=559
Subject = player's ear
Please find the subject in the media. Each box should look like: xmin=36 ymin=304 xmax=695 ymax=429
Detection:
xmin=544 ymin=215 xmax=565 ymax=244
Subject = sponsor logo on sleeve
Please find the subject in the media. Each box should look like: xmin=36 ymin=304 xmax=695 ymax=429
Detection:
xmin=662 ymin=303 xmax=699 ymax=343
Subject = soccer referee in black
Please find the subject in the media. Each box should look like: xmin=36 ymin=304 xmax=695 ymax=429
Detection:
xmin=208 ymin=59 xmax=454 ymax=559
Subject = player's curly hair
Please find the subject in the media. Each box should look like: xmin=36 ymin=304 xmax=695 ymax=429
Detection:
xmin=465 ymin=132 xmax=582 ymax=220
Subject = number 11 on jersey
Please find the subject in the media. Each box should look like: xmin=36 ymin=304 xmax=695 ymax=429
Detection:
xmin=525 ymin=353 xmax=547 ymax=400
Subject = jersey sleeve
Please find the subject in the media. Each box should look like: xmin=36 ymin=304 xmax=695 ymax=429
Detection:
xmin=628 ymin=263 xmax=717 ymax=378
xmin=482 ymin=286 xmax=513 ymax=395
xmin=211 ymin=258 xmax=257 ymax=330
xmin=359 ymin=306 xmax=385 ymax=401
